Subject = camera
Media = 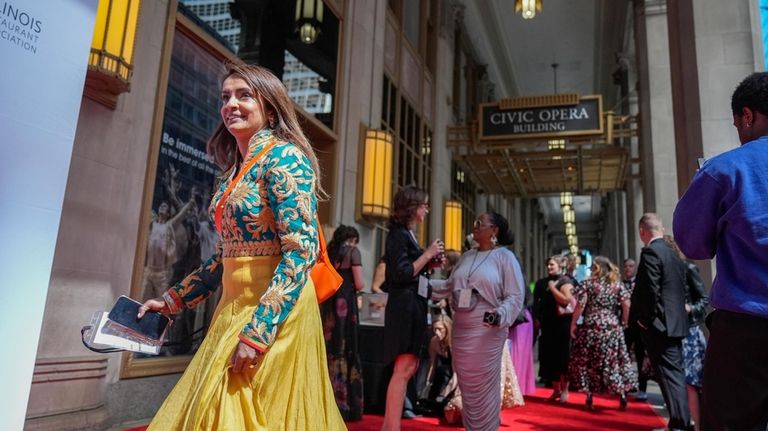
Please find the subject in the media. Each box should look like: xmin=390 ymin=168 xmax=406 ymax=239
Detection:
xmin=483 ymin=311 xmax=500 ymax=327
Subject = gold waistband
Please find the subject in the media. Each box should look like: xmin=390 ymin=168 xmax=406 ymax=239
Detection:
xmin=221 ymin=239 xmax=281 ymax=258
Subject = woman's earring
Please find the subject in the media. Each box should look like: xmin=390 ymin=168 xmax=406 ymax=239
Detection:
xmin=491 ymin=235 xmax=498 ymax=246
xmin=269 ymin=117 xmax=276 ymax=128
xmin=747 ymin=122 xmax=753 ymax=128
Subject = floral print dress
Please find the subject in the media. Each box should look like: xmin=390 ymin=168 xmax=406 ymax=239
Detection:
xmin=568 ymin=278 xmax=637 ymax=395
xmin=321 ymin=245 xmax=364 ymax=421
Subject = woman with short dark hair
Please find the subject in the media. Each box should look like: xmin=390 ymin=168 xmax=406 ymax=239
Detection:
xmin=533 ymin=255 xmax=576 ymax=402
xmin=380 ymin=186 xmax=444 ymax=431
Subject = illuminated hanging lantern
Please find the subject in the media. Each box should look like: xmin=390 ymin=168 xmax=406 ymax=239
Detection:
xmin=360 ymin=129 xmax=393 ymax=219
xmin=515 ymin=0 xmax=542 ymax=20
xmin=563 ymin=208 xmax=575 ymax=224
xmin=444 ymin=201 xmax=463 ymax=252
xmin=560 ymin=192 xmax=573 ymax=207
xmin=86 ymin=0 xmax=142 ymax=108
xmin=295 ymin=0 xmax=323 ymax=44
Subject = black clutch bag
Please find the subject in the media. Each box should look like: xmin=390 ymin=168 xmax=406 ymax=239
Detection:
xmin=108 ymin=296 xmax=170 ymax=340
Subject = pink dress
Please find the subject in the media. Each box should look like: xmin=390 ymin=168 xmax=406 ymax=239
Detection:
xmin=508 ymin=308 xmax=536 ymax=395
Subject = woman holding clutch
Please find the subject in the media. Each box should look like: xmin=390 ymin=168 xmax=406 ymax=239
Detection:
xmin=138 ymin=63 xmax=345 ymax=430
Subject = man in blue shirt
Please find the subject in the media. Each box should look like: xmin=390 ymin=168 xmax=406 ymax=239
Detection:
xmin=673 ymin=72 xmax=768 ymax=431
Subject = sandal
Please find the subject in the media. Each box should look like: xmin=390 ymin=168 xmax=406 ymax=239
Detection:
xmin=546 ymin=390 xmax=562 ymax=402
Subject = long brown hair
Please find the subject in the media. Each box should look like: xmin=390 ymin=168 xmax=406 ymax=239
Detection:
xmin=207 ymin=61 xmax=326 ymax=198
xmin=592 ymin=255 xmax=620 ymax=284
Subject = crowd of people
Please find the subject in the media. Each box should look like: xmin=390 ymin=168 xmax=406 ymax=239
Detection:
xmin=132 ymin=62 xmax=767 ymax=431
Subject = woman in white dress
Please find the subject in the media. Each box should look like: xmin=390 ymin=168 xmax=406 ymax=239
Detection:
xmin=433 ymin=212 xmax=525 ymax=431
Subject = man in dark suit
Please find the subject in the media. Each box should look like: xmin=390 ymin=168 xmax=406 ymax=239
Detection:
xmin=631 ymin=213 xmax=691 ymax=431
xmin=622 ymin=258 xmax=649 ymax=401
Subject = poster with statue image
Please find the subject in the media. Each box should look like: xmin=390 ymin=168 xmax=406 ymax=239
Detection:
xmin=138 ymin=30 xmax=225 ymax=358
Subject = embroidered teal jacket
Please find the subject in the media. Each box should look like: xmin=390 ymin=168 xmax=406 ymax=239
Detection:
xmin=163 ymin=128 xmax=318 ymax=351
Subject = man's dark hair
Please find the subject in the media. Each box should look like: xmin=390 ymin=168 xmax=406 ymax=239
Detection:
xmin=731 ymin=72 xmax=768 ymax=116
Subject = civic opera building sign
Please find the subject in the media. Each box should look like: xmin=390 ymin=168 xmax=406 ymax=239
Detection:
xmin=479 ymin=94 xmax=603 ymax=141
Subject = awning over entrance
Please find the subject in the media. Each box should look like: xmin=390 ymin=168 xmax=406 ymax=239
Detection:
xmin=447 ymin=94 xmax=635 ymax=198
xmin=456 ymin=146 xmax=628 ymax=198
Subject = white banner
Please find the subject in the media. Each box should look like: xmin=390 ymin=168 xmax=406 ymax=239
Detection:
xmin=0 ymin=0 xmax=97 ymax=429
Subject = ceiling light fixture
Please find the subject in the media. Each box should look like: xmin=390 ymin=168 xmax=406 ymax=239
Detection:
xmin=295 ymin=0 xmax=323 ymax=44
xmin=548 ymin=139 xmax=565 ymax=150
xmin=563 ymin=209 xmax=575 ymax=224
xmin=515 ymin=0 xmax=542 ymax=20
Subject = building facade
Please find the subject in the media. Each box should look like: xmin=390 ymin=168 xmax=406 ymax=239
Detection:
xmin=24 ymin=0 xmax=764 ymax=429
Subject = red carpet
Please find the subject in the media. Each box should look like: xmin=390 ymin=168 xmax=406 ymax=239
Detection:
xmin=123 ymin=388 xmax=665 ymax=431
xmin=346 ymin=388 xmax=666 ymax=431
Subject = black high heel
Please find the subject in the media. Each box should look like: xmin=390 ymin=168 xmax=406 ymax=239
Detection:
xmin=619 ymin=393 xmax=628 ymax=410
xmin=546 ymin=390 xmax=562 ymax=402
xmin=585 ymin=393 xmax=594 ymax=410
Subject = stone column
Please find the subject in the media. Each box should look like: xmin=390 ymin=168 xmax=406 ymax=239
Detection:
xmin=635 ymin=0 xmax=678 ymax=227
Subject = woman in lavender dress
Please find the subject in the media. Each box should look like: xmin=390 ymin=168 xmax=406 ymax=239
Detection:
xmin=433 ymin=212 xmax=525 ymax=430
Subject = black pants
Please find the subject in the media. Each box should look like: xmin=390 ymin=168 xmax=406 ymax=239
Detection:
xmin=701 ymin=310 xmax=768 ymax=431
xmin=640 ymin=328 xmax=690 ymax=430
xmin=625 ymin=325 xmax=648 ymax=392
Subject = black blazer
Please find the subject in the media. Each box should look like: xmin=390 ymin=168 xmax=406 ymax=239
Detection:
xmin=630 ymin=238 xmax=689 ymax=338
xmin=384 ymin=223 xmax=424 ymax=291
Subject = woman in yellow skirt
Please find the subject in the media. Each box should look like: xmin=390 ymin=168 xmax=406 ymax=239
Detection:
xmin=139 ymin=62 xmax=346 ymax=430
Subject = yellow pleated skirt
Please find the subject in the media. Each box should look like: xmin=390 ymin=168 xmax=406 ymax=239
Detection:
xmin=148 ymin=256 xmax=347 ymax=431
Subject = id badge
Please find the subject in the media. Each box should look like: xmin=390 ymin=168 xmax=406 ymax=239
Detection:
xmin=458 ymin=288 xmax=472 ymax=309
xmin=418 ymin=276 xmax=429 ymax=298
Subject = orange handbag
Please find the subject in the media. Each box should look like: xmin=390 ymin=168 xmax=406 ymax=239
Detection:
xmin=311 ymin=221 xmax=343 ymax=303
xmin=214 ymin=141 xmax=341 ymax=303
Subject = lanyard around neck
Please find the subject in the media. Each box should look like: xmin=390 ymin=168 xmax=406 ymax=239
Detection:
xmin=467 ymin=248 xmax=495 ymax=279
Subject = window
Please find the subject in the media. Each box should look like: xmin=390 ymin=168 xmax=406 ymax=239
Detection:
xmin=179 ymin=0 xmax=240 ymax=53
xmin=424 ymin=0 xmax=438 ymax=75
xmin=179 ymin=0 xmax=340 ymax=131
xmin=128 ymin=28 xmax=225 ymax=376
xmin=382 ymin=75 xmax=433 ymax=240
xmin=403 ymin=0 xmax=421 ymax=48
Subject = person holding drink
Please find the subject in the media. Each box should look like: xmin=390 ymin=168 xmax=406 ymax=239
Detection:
xmin=380 ymin=185 xmax=445 ymax=431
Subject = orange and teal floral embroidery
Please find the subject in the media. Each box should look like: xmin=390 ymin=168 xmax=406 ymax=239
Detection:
xmin=163 ymin=128 xmax=318 ymax=350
